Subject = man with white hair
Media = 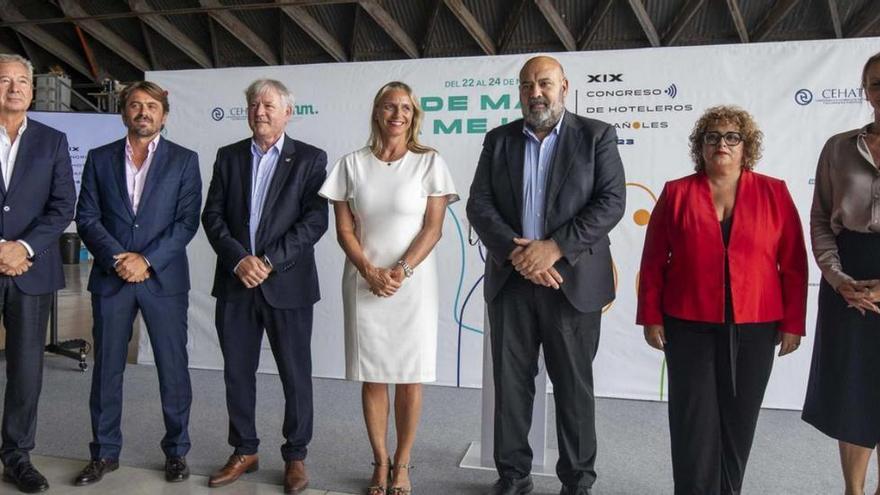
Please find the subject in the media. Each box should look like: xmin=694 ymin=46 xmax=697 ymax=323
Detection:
xmin=202 ymin=79 xmax=328 ymax=493
xmin=0 ymin=53 xmax=76 ymax=493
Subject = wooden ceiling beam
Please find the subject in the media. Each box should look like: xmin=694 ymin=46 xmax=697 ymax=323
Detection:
xmin=421 ymin=0 xmax=443 ymax=57
xmin=443 ymin=0 xmax=496 ymax=55
xmin=725 ymin=0 xmax=749 ymax=43
xmin=826 ymin=0 xmax=842 ymax=38
xmin=139 ymin=20 xmax=159 ymax=70
xmin=0 ymin=0 xmax=95 ymax=81
xmin=661 ymin=0 xmax=705 ymax=46
xmin=534 ymin=0 xmax=577 ymax=51
xmin=357 ymin=0 xmax=419 ymax=58
xmin=626 ymin=0 xmax=660 ymax=47
xmin=200 ymin=0 xmax=279 ymax=65
xmin=846 ymin=0 xmax=880 ymax=38
xmin=752 ymin=0 xmax=801 ymax=42
xmin=578 ymin=0 xmax=614 ymax=50
xmin=277 ymin=2 xmax=348 ymax=62
xmin=496 ymin=0 xmax=526 ymax=53
xmin=57 ymin=0 xmax=151 ymax=72
xmin=128 ymin=0 xmax=213 ymax=69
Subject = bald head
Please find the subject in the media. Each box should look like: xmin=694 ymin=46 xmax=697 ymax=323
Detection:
xmin=519 ymin=56 xmax=568 ymax=136
xmin=519 ymin=56 xmax=565 ymax=80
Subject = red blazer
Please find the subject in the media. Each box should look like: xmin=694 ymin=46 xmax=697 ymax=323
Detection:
xmin=636 ymin=170 xmax=808 ymax=335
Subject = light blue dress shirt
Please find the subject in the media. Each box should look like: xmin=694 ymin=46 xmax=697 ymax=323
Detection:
xmin=249 ymin=136 xmax=284 ymax=254
xmin=522 ymin=112 xmax=565 ymax=240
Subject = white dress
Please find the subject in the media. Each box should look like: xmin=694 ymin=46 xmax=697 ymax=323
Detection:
xmin=319 ymin=147 xmax=458 ymax=383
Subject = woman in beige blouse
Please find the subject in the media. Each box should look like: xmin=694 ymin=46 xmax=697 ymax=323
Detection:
xmin=802 ymin=51 xmax=880 ymax=495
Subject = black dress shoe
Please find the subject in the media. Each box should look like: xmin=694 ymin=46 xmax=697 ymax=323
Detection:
xmin=486 ymin=475 xmax=533 ymax=495
xmin=2 ymin=462 xmax=49 ymax=493
xmin=74 ymin=458 xmax=119 ymax=486
xmin=559 ymin=485 xmax=591 ymax=495
xmin=165 ymin=457 xmax=189 ymax=482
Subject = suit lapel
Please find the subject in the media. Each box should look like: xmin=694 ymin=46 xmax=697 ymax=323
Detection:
xmin=505 ymin=129 xmax=525 ymax=224
xmin=545 ymin=112 xmax=583 ymax=214
xmin=112 ymin=139 xmax=136 ymax=219
xmin=6 ymin=123 xmax=34 ymax=194
xmin=256 ymin=135 xmax=296 ymax=242
xmin=239 ymin=140 xmax=253 ymax=216
xmin=136 ymin=137 xmax=167 ymax=216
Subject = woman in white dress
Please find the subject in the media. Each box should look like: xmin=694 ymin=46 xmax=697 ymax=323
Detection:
xmin=319 ymin=81 xmax=458 ymax=495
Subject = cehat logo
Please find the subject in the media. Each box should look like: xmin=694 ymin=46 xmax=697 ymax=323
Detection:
xmin=665 ymin=84 xmax=677 ymax=99
xmin=795 ymin=89 xmax=813 ymax=105
xmin=588 ymin=73 xmax=623 ymax=83
xmin=211 ymin=107 xmax=225 ymax=121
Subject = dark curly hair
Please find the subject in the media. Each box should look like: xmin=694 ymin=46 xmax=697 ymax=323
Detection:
xmin=689 ymin=105 xmax=763 ymax=172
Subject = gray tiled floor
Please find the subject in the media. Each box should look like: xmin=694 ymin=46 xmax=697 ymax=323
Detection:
xmin=0 ymin=455 xmax=354 ymax=494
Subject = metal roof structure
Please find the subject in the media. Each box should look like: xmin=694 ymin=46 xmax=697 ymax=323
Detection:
xmin=0 ymin=0 xmax=877 ymax=108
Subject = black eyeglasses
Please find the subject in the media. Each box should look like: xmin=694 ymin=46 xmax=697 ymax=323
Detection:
xmin=703 ymin=131 xmax=743 ymax=146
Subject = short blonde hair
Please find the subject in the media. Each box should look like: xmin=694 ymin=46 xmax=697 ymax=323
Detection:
xmin=689 ymin=105 xmax=763 ymax=172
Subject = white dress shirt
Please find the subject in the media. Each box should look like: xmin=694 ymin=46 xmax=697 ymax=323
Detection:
xmin=0 ymin=117 xmax=33 ymax=257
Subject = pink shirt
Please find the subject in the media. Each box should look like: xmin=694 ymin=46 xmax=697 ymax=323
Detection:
xmin=124 ymin=134 xmax=160 ymax=214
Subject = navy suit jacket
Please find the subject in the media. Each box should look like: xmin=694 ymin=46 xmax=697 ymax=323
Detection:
xmin=201 ymin=135 xmax=328 ymax=310
xmin=0 ymin=118 xmax=76 ymax=295
xmin=466 ymin=112 xmax=626 ymax=313
xmin=76 ymin=136 xmax=202 ymax=297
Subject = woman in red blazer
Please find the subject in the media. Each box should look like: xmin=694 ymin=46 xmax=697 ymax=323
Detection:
xmin=636 ymin=106 xmax=808 ymax=495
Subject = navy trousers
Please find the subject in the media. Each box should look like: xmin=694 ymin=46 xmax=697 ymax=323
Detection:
xmin=0 ymin=277 xmax=51 ymax=469
xmin=89 ymin=283 xmax=191 ymax=460
xmin=215 ymin=288 xmax=313 ymax=461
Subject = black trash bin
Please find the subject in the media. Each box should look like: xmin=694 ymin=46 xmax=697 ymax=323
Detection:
xmin=60 ymin=233 xmax=81 ymax=264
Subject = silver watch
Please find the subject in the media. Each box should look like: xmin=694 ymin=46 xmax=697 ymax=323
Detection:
xmin=397 ymin=259 xmax=414 ymax=278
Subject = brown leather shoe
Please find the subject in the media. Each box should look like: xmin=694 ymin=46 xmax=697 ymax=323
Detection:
xmin=283 ymin=460 xmax=309 ymax=494
xmin=208 ymin=454 xmax=259 ymax=488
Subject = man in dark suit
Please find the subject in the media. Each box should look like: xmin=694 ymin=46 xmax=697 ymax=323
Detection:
xmin=0 ymin=54 xmax=76 ymax=493
xmin=466 ymin=56 xmax=626 ymax=495
xmin=74 ymin=81 xmax=202 ymax=486
xmin=201 ymin=79 xmax=327 ymax=494
xmin=0 ymin=53 xmax=75 ymax=494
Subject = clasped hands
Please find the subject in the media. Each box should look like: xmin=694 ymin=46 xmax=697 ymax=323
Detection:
xmin=509 ymin=237 xmax=564 ymax=289
xmin=0 ymin=241 xmax=31 ymax=277
xmin=838 ymin=279 xmax=880 ymax=315
xmin=363 ymin=264 xmax=405 ymax=298
xmin=235 ymin=255 xmax=273 ymax=289
xmin=114 ymin=252 xmax=150 ymax=283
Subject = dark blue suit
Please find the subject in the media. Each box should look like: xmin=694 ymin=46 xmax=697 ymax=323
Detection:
xmin=75 ymin=136 xmax=201 ymax=460
xmin=0 ymin=118 xmax=75 ymax=468
xmin=201 ymin=135 xmax=327 ymax=461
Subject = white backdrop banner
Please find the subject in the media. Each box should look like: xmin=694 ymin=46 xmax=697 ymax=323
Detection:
xmin=141 ymin=37 xmax=879 ymax=410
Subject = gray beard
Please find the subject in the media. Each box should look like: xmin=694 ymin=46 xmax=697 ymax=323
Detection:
xmin=523 ymin=103 xmax=563 ymax=133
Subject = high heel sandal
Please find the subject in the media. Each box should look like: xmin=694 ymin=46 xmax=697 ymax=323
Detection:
xmin=366 ymin=458 xmax=391 ymax=495
xmin=388 ymin=463 xmax=414 ymax=495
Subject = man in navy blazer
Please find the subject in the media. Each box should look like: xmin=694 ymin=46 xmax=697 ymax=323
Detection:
xmin=202 ymin=79 xmax=327 ymax=493
xmin=467 ymin=56 xmax=626 ymax=495
xmin=0 ymin=54 xmax=75 ymax=494
xmin=74 ymin=81 xmax=201 ymax=486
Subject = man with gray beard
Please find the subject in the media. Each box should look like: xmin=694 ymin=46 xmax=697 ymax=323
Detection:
xmin=466 ymin=56 xmax=626 ymax=495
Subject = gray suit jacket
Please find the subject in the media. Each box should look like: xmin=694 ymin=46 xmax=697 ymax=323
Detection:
xmin=466 ymin=112 xmax=626 ymax=313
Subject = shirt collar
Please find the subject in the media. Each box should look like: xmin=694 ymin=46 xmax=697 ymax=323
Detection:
xmin=0 ymin=116 xmax=28 ymax=140
xmin=125 ymin=133 xmax=161 ymax=157
xmin=251 ymin=134 xmax=285 ymax=157
xmin=522 ymin=110 xmax=566 ymax=141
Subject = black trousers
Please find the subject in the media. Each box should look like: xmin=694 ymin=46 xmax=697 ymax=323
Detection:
xmin=216 ymin=289 xmax=313 ymax=461
xmin=0 ymin=277 xmax=51 ymax=469
xmin=488 ymin=274 xmax=601 ymax=488
xmin=664 ymin=317 xmax=777 ymax=495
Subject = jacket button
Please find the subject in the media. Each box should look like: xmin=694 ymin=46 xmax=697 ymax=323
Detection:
xmin=134 ymin=224 xmax=139 ymax=228
xmin=2 ymin=206 xmax=8 ymax=212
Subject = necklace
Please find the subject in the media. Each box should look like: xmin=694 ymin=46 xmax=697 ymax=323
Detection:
xmin=377 ymin=148 xmax=407 ymax=166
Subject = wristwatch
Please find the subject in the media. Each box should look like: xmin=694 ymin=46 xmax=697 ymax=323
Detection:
xmin=396 ymin=259 xmax=414 ymax=278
